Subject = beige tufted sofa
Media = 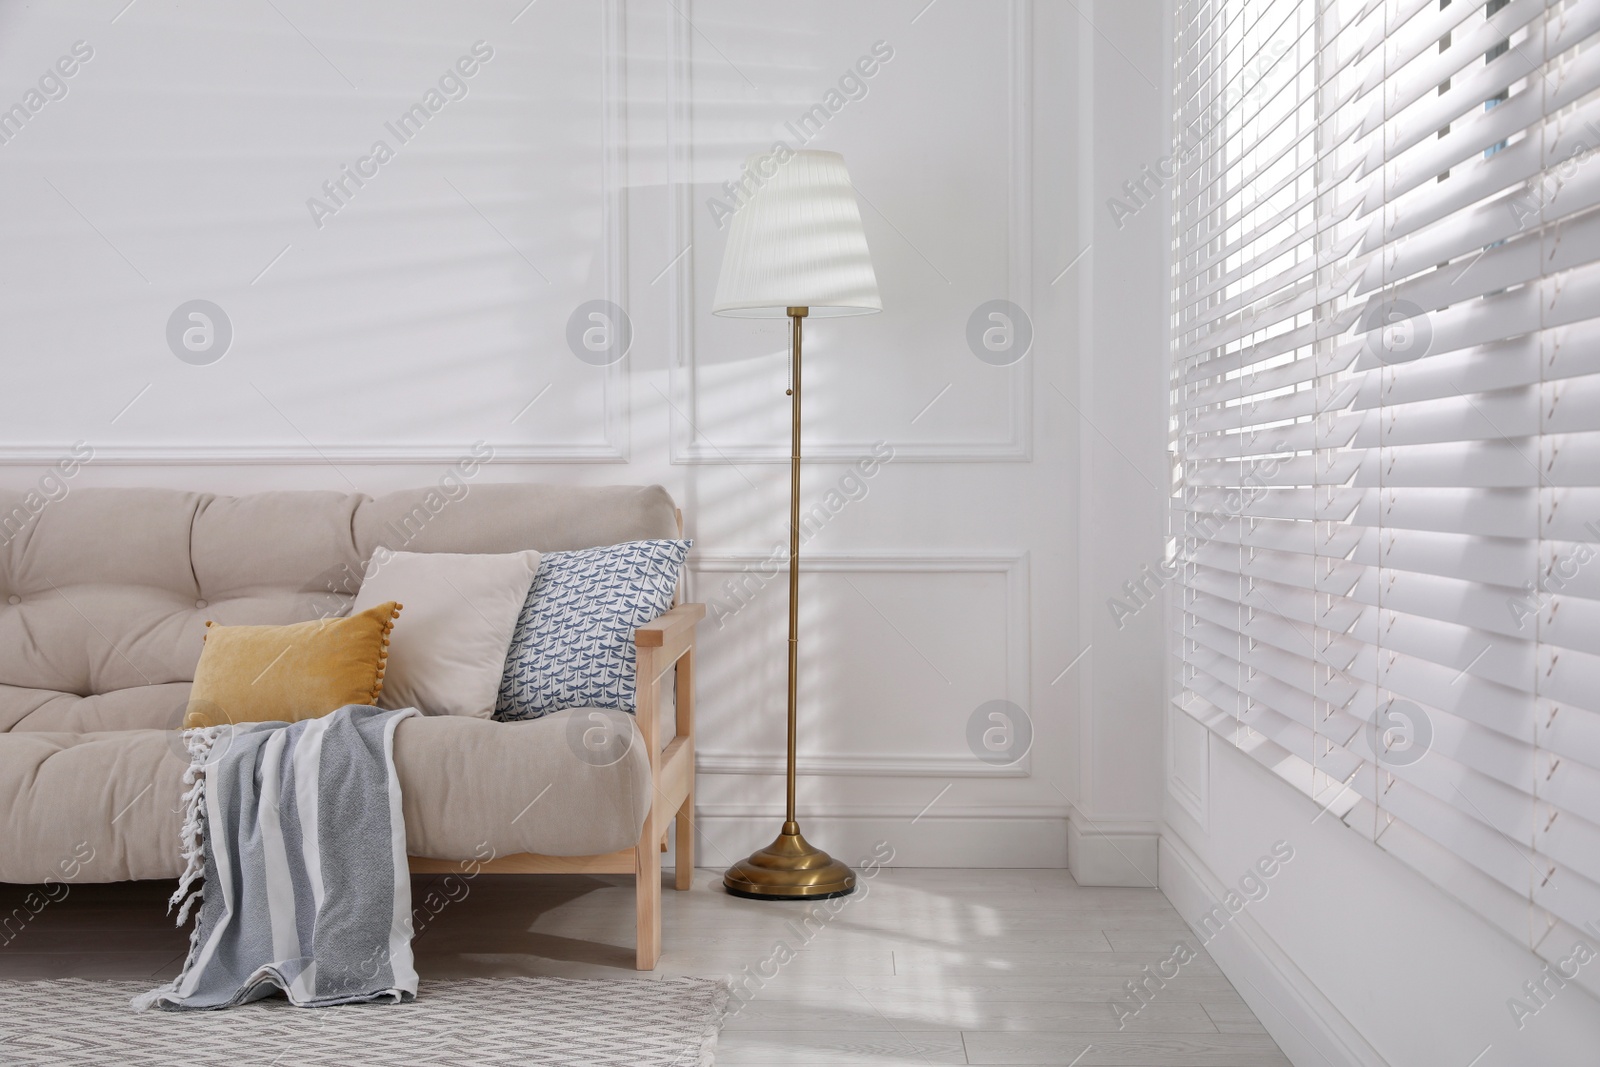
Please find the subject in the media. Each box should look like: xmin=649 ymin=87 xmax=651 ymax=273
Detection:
xmin=0 ymin=482 xmax=702 ymax=969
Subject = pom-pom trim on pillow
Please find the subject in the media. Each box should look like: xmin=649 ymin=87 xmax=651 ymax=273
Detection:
xmin=184 ymin=601 xmax=403 ymax=728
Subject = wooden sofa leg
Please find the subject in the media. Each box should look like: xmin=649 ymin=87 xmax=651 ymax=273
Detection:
xmin=673 ymin=642 xmax=696 ymax=893
xmin=636 ymin=830 xmax=662 ymax=970
xmin=674 ymin=794 xmax=694 ymax=891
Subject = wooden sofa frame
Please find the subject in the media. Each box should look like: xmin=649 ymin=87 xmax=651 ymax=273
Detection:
xmin=407 ymin=601 xmax=703 ymax=970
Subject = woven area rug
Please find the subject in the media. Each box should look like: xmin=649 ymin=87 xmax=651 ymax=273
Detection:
xmin=0 ymin=976 xmax=729 ymax=1066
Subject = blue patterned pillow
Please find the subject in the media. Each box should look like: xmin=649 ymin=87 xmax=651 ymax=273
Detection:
xmin=494 ymin=539 xmax=690 ymax=721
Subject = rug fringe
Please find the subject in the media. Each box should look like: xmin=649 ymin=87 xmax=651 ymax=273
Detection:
xmin=698 ymin=977 xmax=731 ymax=1067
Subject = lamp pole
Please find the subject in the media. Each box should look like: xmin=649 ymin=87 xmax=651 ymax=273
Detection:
xmin=722 ymin=307 xmax=856 ymax=900
xmin=785 ymin=307 xmax=804 ymax=830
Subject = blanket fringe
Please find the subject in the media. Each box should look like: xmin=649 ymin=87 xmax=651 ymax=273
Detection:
xmin=132 ymin=725 xmax=230 ymax=1010
xmin=170 ymin=726 xmax=227 ymax=926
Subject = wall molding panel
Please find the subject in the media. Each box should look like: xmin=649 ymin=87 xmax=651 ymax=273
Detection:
xmin=664 ymin=0 xmax=1035 ymax=465
xmin=694 ymin=752 xmax=1027 ymax=779
xmin=1166 ymin=704 xmax=1209 ymax=829
xmin=689 ymin=550 xmax=1033 ymax=778
xmin=0 ymin=442 xmax=626 ymax=467
xmin=0 ymin=0 xmax=632 ymax=467
xmin=692 ymin=801 xmax=1070 ymax=869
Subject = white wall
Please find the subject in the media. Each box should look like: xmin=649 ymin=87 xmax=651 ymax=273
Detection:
xmin=1165 ymin=739 xmax=1600 ymax=1067
xmin=1066 ymin=0 xmax=1172 ymax=886
xmin=0 ymin=0 xmax=1141 ymax=872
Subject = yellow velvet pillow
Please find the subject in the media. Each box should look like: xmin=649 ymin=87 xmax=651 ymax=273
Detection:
xmin=183 ymin=602 xmax=402 ymax=729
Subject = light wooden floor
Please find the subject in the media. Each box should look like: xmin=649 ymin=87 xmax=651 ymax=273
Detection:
xmin=0 ymin=868 xmax=1290 ymax=1065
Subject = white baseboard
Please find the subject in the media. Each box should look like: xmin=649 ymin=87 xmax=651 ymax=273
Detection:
xmin=680 ymin=807 xmax=1069 ymax=869
xmin=1066 ymin=814 xmax=1159 ymax=887
xmin=1159 ymin=833 xmax=1389 ymax=1067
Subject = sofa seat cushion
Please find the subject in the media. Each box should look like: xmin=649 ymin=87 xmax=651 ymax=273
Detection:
xmin=396 ymin=710 xmax=651 ymax=861
xmin=0 ymin=712 xmax=652 ymax=884
xmin=0 ymin=729 xmax=184 ymax=883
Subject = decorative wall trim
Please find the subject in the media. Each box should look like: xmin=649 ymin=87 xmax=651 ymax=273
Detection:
xmin=669 ymin=437 xmax=1036 ymax=465
xmin=595 ymin=0 xmax=631 ymax=463
xmin=689 ymin=550 xmax=1032 ymax=778
xmin=1160 ymin=833 xmax=1390 ymax=1067
xmin=0 ymin=443 xmax=624 ymax=466
xmin=1166 ymin=704 xmax=1208 ymax=828
xmin=694 ymin=802 xmax=1069 ymax=820
xmin=664 ymin=0 xmax=1034 ymax=464
xmin=1066 ymin=811 xmax=1160 ymax=887
xmin=689 ymin=801 xmax=1070 ymax=869
xmin=695 ymin=752 xmax=1028 ymax=779
xmin=0 ymin=1 xmax=631 ymax=467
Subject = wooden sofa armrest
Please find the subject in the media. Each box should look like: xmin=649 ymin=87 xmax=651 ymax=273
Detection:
xmin=633 ymin=603 xmax=704 ymax=690
xmin=412 ymin=600 xmax=704 ymax=973
xmin=630 ymin=600 xmax=704 ymax=969
xmin=635 ymin=602 xmax=706 ymax=648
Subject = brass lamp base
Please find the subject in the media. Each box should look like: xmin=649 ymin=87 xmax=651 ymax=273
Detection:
xmin=723 ymin=822 xmax=857 ymax=900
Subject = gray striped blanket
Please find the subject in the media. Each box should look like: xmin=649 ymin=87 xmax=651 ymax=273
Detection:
xmin=134 ymin=705 xmax=421 ymax=1011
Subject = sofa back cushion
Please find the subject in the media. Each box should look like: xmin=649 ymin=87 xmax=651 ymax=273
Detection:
xmin=0 ymin=483 xmax=678 ymax=733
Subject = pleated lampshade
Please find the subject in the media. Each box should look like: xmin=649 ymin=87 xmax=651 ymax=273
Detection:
xmin=711 ymin=150 xmax=881 ymax=318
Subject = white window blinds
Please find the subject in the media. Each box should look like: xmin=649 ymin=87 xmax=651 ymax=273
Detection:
xmin=1171 ymin=0 xmax=1600 ymax=993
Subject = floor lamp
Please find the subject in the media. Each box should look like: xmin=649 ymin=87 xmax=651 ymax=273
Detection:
xmin=712 ymin=149 xmax=882 ymax=900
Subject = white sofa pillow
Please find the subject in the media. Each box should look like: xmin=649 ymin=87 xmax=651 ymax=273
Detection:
xmin=353 ymin=549 xmax=541 ymax=718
